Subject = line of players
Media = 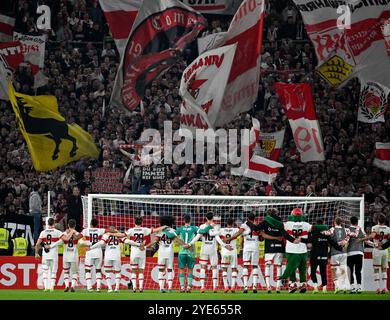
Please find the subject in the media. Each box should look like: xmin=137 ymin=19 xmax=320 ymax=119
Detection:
xmin=35 ymin=208 xmax=389 ymax=293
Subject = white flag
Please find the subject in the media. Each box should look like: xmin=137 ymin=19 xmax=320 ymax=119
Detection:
xmin=180 ymin=44 xmax=236 ymax=133
xmin=358 ymin=80 xmax=389 ymax=123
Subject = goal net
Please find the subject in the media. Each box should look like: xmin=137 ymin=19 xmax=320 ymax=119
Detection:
xmin=77 ymin=195 xmax=364 ymax=291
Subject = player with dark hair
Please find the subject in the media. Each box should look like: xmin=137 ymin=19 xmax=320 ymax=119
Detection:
xmin=189 ymin=212 xmax=233 ymax=293
xmin=347 ymin=216 xmax=367 ymax=294
xmin=149 ymin=216 xmax=187 ymax=293
xmin=46 ymin=219 xmax=82 ymax=292
xmin=307 ymin=218 xmax=343 ymax=293
xmin=79 ymin=218 xmax=106 ymax=292
xmin=175 ymin=214 xmax=198 ymax=293
xmin=367 ymin=214 xmax=389 ymax=294
xmin=35 ymin=218 xmax=65 ymax=291
xmin=120 ymin=216 xmax=167 ymax=292
xmin=245 ymin=209 xmax=285 ymax=293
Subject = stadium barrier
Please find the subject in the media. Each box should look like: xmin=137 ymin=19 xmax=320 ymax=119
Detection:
xmin=0 ymin=256 xmax=388 ymax=291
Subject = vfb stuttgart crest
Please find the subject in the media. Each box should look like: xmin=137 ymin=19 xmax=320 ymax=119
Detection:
xmin=261 ymin=139 xmax=276 ymax=157
xmin=359 ymin=82 xmax=387 ymax=121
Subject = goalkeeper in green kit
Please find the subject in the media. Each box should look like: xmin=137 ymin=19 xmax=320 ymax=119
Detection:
xmin=175 ymin=215 xmax=198 ymax=293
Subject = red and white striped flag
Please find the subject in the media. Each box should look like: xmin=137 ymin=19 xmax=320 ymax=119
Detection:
xmin=0 ymin=14 xmax=15 ymax=42
xmin=231 ymin=117 xmax=283 ymax=182
xmin=374 ymin=142 xmax=390 ymax=172
xmin=99 ymin=0 xmax=141 ymax=56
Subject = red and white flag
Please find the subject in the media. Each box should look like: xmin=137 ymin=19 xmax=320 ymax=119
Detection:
xmin=294 ymin=0 xmax=390 ymax=88
xmin=374 ymin=142 xmax=390 ymax=172
xmin=274 ymin=82 xmax=325 ymax=163
xmin=0 ymin=14 xmax=15 ymax=42
xmin=382 ymin=17 xmax=390 ymax=57
xmin=256 ymin=129 xmax=285 ymax=161
xmin=98 ymin=0 xmax=141 ymax=56
xmin=110 ymin=0 xmax=206 ymax=112
xmin=201 ymin=0 xmax=265 ymax=127
xmin=180 ymin=44 xmax=236 ymax=133
xmin=358 ymin=80 xmax=389 ymax=123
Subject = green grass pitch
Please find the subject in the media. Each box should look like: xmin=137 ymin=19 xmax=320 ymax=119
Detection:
xmin=0 ymin=289 xmax=389 ymax=300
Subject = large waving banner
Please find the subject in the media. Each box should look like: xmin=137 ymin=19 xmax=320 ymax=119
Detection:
xmin=8 ymin=82 xmax=100 ymax=171
xmin=358 ymin=80 xmax=389 ymax=123
xmin=274 ymin=82 xmax=325 ymax=163
xmin=294 ymin=0 xmax=390 ymax=88
xmin=216 ymin=0 xmax=264 ymax=126
xmin=99 ymin=0 xmax=142 ymax=57
xmin=180 ymin=0 xmax=240 ymax=14
xmin=180 ymin=44 xmax=236 ymax=133
xmin=110 ymin=0 xmax=206 ymax=112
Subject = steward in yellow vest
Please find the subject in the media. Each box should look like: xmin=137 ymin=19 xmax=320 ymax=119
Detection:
xmin=11 ymin=230 xmax=31 ymax=256
xmin=0 ymin=219 xmax=11 ymax=255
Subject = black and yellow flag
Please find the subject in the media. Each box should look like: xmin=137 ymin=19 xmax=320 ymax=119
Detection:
xmin=8 ymin=81 xmax=100 ymax=171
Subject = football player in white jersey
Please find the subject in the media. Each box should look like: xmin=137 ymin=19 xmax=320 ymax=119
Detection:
xmin=189 ymin=213 xmax=233 ymax=293
xmin=79 ymin=218 xmax=106 ymax=291
xmin=367 ymin=214 xmax=390 ymax=294
xmin=117 ymin=216 xmax=167 ymax=292
xmin=46 ymin=219 xmax=82 ymax=292
xmin=89 ymin=225 xmax=142 ymax=292
xmin=35 ymin=218 xmax=67 ymax=291
xmin=219 ymin=218 xmax=240 ymax=293
xmin=148 ymin=216 xmax=187 ymax=293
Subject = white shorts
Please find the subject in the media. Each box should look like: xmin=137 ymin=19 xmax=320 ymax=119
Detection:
xmin=104 ymin=257 xmax=121 ymax=272
xmin=199 ymin=252 xmax=218 ymax=267
xmin=373 ymin=249 xmax=388 ymax=269
xmin=130 ymin=254 xmax=146 ymax=270
xmin=243 ymin=250 xmax=259 ymax=266
xmin=264 ymin=252 xmax=284 ymax=266
xmin=330 ymin=253 xmax=347 ymax=266
xmin=63 ymin=260 xmax=79 ymax=273
xmin=158 ymin=255 xmax=174 ymax=269
xmin=42 ymin=258 xmax=58 ymax=273
xmin=221 ymin=254 xmax=238 ymax=269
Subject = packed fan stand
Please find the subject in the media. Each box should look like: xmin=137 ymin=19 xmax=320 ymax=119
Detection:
xmin=45 ymin=194 xmax=364 ymax=292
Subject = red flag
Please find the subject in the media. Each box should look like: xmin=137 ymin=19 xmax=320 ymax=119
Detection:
xmin=274 ymin=82 xmax=325 ymax=163
xmin=0 ymin=14 xmax=15 ymax=42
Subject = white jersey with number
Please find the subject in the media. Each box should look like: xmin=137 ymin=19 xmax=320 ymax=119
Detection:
xmin=220 ymin=227 xmax=239 ymax=256
xmin=198 ymin=224 xmax=221 ymax=255
xmin=39 ymin=228 xmax=62 ymax=261
xmin=372 ymin=224 xmax=390 ymax=246
xmin=284 ymin=221 xmax=313 ymax=254
xmin=81 ymin=228 xmax=106 ymax=259
xmin=126 ymin=227 xmax=152 ymax=257
xmin=155 ymin=228 xmax=177 ymax=259
xmin=240 ymin=223 xmax=260 ymax=252
xmin=102 ymin=233 xmax=123 ymax=260
xmin=61 ymin=231 xmax=80 ymax=262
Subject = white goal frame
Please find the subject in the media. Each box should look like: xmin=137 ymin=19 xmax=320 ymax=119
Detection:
xmin=84 ymin=194 xmax=365 ymax=230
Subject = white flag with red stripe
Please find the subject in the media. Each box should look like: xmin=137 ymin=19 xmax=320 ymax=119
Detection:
xmin=0 ymin=14 xmax=15 ymax=42
xmin=180 ymin=44 xmax=237 ymax=133
xmin=99 ymin=0 xmax=141 ymax=57
xmin=199 ymin=0 xmax=265 ymax=127
xmin=374 ymin=142 xmax=390 ymax=172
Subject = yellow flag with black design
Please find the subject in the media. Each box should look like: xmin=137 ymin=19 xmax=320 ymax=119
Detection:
xmin=8 ymin=81 xmax=100 ymax=171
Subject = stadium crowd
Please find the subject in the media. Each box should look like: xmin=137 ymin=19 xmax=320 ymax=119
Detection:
xmin=0 ymin=0 xmax=389 ymax=241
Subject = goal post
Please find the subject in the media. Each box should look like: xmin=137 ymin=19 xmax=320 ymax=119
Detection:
xmin=82 ymin=194 xmax=365 ymax=231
